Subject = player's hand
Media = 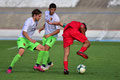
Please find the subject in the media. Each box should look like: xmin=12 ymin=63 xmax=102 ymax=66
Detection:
xmin=46 ymin=20 xmax=52 ymax=25
xmin=48 ymin=22 xmax=53 ymax=25
xmin=60 ymin=22 xmax=63 ymax=26
xmin=46 ymin=20 xmax=49 ymax=23
xmin=30 ymin=39 xmax=36 ymax=43
xmin=44 ymin=34 xmax=51 ymax=38
xmin=38 ymin=29 xmax=41 ymax=33
xmin=38 ymin=28 xmax=43 ymax=33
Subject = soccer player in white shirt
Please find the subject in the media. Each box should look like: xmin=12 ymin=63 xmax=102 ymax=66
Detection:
xmin=34 ymin=3 xmax=60 ymax=71
xmin=7 ymin=9 xmax=45 ymax=73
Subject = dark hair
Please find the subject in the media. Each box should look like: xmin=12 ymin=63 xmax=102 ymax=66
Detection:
xmin=32 ymin=9 xmax=42 ymax=17
xmin=82 ymin=23 xmax=87 ymax=31
xmin=49 ymin=3 xmax=56 ymax=9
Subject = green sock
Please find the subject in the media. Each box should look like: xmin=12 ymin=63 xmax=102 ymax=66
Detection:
xmin=42 ymin=51 xmax=49 ymax=65
xmin=36 ymin=51 xmax=45 ymax=64
xmin=10 ymin=54 xmax=21 ymax=67
xmin=47 ymin=57 xmax=51 ymax=63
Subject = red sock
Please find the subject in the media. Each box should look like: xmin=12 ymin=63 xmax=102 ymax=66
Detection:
xmin=79 ymin=47 xmax=87 ymax=53
xmin=64 ymin=61 xmax=68 ymax=70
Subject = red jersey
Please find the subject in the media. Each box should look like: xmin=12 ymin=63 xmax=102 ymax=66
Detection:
xmin=62 ymin=21 xmax=87 ymax=48
xmin=64 ymin=21 xmax=83 ymax=32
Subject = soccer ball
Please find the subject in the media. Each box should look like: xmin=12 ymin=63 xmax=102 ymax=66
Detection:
xmin=77 ymin=64 xmax=86 ymax=74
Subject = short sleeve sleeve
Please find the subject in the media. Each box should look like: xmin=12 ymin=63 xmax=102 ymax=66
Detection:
xmin=22 ymin=19 xmax=31 ymax=32
xmin=55 ymin=15 xmax=60 ymax=22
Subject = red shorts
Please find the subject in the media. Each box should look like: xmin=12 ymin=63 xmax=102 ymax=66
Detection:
xmin=62 ymin=28 xmax=88 ymax=48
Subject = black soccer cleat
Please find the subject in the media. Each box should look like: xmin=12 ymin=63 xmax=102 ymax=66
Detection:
xmin=64 ymin=69 xmax=69 ymax=75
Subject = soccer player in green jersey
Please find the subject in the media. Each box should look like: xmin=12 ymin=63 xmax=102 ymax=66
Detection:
xmin=34 ymin=3 xmax=60 ymax=71
xmin=7 ymin=9 xmax=45 ymax=73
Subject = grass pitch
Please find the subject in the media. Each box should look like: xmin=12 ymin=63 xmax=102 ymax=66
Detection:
xmin=0 ymin=40 xmax=120 ymax=80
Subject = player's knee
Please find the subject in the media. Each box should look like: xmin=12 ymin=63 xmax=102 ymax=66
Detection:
xmin=18 ymin=48 xmax=24 ymax=56
xmin=64 ymin=52 xmax=69 ymax=57
xmin=36 ymin=44 xmax=45 ymax=51
xmin=87 ymin=41 xmax=91 ymax=47
xmin=85 ymin=40 xmax=91 ymax=47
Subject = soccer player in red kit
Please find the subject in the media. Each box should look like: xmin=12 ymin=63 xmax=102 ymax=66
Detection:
xmin=47 ymin=21 xmax=91 ymax=75
xmin=62 ymin=21 xmax=90 ymax=74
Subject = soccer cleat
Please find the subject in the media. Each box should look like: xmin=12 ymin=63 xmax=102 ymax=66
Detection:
xmin=33 ymin=65 xmax=45 ymax=72
xmin=46 ymin=62 xmax=53 ymax=70
xmin=7 ymin=67 xmax=12 ymax=74
xmin=7 ymin=69 xmax=12 ymax=74
xmin=41 ymin=65 xmax=48 ymax=71
xmin=77 ymin=51 xmax=88 ymax=59
xmin=64 ymin=69 xmax=69 ymax=75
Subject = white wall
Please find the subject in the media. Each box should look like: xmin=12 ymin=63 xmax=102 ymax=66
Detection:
xmin=0 ymin=0 xmax=80 ymax=7
xmin=0 ymin=29 xmax=120 ymax=41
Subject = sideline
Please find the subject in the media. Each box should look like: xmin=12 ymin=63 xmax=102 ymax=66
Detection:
xmin=0 ymin=29 xmax=120 ymax=42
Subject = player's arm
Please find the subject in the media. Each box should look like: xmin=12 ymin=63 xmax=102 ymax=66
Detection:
xmin=47 ymin=21 xmax=67 ymax=28
xmin=23 ymin=31 xmax=36 ymax=43
xmin=52 ymin=22 xmax=66 ymax=27
xmin=39 ymin=24 xmax=45 ymax=33
xmin=47 ymin=21 xmax=61 ymax=25
xmin=80 ymin=25 xmax=86 ymax=36
xmin=44 ymin=29 xmax=60 ymax=38
xmin=22 ymin=20 xmax=36 ymax=43
xmin=51 ymin=22 xmax=67 ymax=28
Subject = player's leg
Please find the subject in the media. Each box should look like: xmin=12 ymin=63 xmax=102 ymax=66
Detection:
xmin=7 ymin=37 xmax=26 ymax=73
xmin=35 ymin=37 xmax=46 ymax=67
xmin=63 ymin=38 xmax=72 ymax=75
xmin=41 ymin=45 xmax=50 ymax=70
xmin=80 ymin=39 xmax=90 ymax=52
xmin=31 ymin=39 xmax=46 ymax=72
xmin=63 ymin=32 xmax=74 ymax=75
xmin=35 ymin=44 xmax=45 ymax=51
xmin=63 ymin=46 xmax=70 ymax=75
xmin=7 ymin=48 xmax=24 ymax=73
xmin=77 ymin=39 xmax=90 ymax=59
xmin=34 ymin=44 xmax=50 ymax=72
xmin=33 ymin=50 xmax=45 ymax=72
xmin=41 ymin=36 xmax=56 ymax=70
xmin=72 ymin=32 xmax=90 ymax=59
xmin=45 ymin=37 xmax=57 ymax=69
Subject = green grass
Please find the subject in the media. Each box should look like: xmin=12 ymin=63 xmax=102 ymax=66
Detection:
xmin=0 ymin=40 xmax=120 ymax=80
